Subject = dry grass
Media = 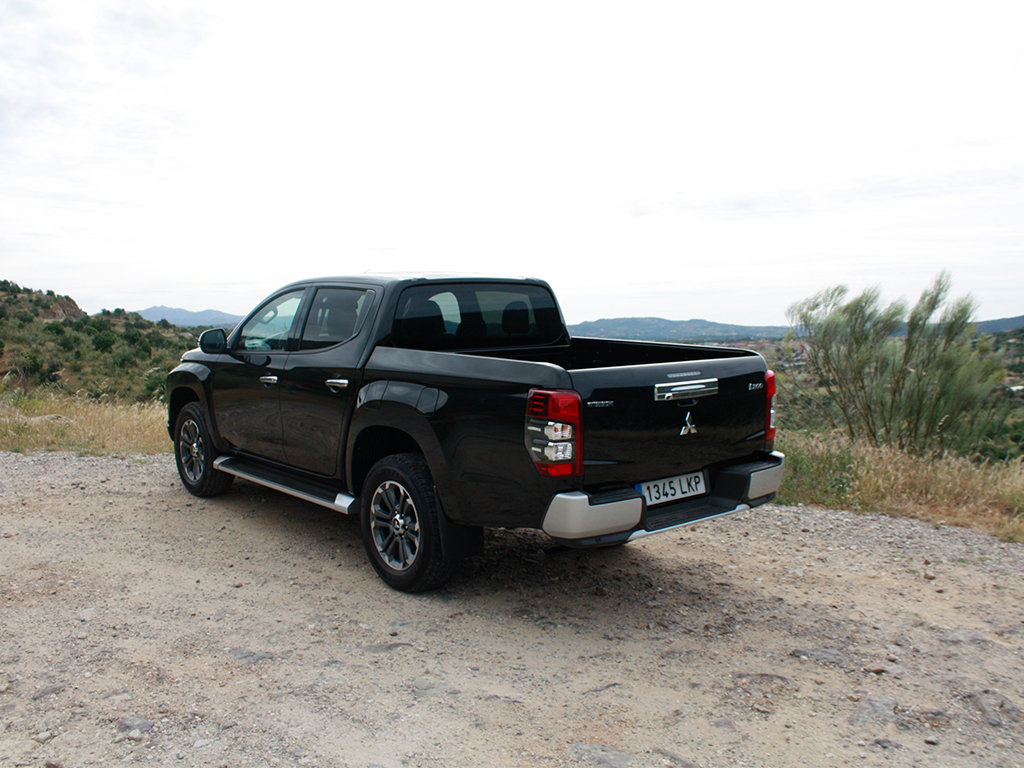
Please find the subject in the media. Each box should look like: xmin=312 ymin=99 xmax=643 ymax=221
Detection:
xmin=0 ymin=390 xmax=170 ymax=455
xmin=778 ymin=430 xmax=1024 ymax=542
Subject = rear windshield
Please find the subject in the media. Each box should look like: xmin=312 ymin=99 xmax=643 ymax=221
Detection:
xmin=392 ymin=283 xmax=564 ymax=350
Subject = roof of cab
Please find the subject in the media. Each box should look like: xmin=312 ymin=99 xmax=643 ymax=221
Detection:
xmin=278 ymin=273 xmax=549 ymax=291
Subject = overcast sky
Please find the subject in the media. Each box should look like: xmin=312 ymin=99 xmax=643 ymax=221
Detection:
xmin=1 ymin=1 xmax=1021 ymax=327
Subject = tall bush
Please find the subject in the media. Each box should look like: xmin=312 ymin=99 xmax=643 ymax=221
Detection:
xmin=787 ymin=272 xmax=1006 ymax=456
xmin=92 ymin=330 xmax=117 ymax=352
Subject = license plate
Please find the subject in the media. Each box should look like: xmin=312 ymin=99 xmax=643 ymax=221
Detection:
xmin=635 ymin=471 xmax=707 ymax=507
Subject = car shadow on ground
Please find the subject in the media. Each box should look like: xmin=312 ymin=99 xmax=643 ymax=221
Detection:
xmin=208 ymin=478 xmax=789 ymax=643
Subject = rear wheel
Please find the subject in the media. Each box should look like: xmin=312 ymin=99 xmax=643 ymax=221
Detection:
xmin=361 ymin=453 xmax=452 ymax=592
xmin=174 ymin=402 xmax=234 ymax=497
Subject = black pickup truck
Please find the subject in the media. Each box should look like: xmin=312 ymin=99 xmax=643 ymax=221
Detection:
xmin=167 ymin=275 xmax=783 ymax=591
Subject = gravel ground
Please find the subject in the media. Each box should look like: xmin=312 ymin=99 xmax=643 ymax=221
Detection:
xmin=2 ymin=451 xmax=1023 ymax=768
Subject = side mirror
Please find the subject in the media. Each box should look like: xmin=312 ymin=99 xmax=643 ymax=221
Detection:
xmin=198 ymin=328 xmax=228 ymax=354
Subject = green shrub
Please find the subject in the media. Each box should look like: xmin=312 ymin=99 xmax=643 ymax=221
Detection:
xmin=58 ymin=333 xmax=82 ymax=352
xmin=92 ymin=330 xmax=118 ymax=352
xmin=788 ymin=272 xmax=1007 ymax=456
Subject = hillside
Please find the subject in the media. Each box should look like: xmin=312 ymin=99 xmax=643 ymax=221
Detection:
xmin=0 ymin=280 xmax=198 ymax=400
xmin=569 ymin=316 xmax=789 ymax=341
xmin=570 ymin=314 xmax=1024 ymax=343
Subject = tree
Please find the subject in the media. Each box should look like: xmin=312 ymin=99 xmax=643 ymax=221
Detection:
xmin=787 ymin=272 xmax=1006 ymax=456
xmin=92 ymin=330 xmax=118 ymax=352
xmin=58 ymin=332 xmax=82 ymax=353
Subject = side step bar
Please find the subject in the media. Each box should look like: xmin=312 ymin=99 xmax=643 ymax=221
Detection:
xmin=213 ymin=456 xmax=359 ymax=515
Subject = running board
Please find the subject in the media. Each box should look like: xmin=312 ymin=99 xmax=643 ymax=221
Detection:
xmin=213 ymin=456 xmax=359 ymax=515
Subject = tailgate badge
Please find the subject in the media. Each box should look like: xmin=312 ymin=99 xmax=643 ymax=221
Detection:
xmin=679 ymin=412 xmax=697 ymax=436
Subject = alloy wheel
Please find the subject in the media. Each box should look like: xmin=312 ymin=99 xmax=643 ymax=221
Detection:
xmin=179 ymin=419 xmax=205 ymax=483
xmin=369 ymin=480 xmax=420 ymax=571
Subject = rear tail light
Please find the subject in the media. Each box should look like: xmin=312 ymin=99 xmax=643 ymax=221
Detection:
xmin=765 ymin=370 xmax=777 ymax=444
xmin=525 ymin=389 xmax=583 ymax=477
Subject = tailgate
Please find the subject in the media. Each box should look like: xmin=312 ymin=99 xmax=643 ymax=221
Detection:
xmin=568 ymin=355 xmax=771 ymax=494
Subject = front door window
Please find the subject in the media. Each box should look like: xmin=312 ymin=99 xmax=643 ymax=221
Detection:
xmin=237 ymin=290 xmax=305 ymax=351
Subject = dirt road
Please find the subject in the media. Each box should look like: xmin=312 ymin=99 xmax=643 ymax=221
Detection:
xmin=2 ymin=452 xmax=1023 ymax=767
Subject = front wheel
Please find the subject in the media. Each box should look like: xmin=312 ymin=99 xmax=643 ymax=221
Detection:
xmin=361 ymin=453 xmax=453 ymax=592
xmin=174 ymin=402 xmax=234 ymax=497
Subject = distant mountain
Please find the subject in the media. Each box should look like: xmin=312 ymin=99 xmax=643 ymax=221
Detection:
xmin=976 ymin=315 xmax=1024 ymax=334
xmin=131 ymin=306 xmax=1023 ymax=339
xmin=568 ymin=317 xmax=790 ymax=342
xmin=136 ymin=306 xmax=242 ymax=328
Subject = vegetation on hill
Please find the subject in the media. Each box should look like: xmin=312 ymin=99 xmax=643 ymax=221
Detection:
xmin=0 ymin=280 xmax=200 ymax=401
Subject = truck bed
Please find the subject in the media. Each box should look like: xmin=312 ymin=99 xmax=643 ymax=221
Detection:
xmin=464 ymin=335 xmax=756 ymax=369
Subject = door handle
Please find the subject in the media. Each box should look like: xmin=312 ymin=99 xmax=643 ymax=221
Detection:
xmin=259 ymin=376 xmax=278 ymax=386
xmin=326 ymin=378 xmax=349 ymax=393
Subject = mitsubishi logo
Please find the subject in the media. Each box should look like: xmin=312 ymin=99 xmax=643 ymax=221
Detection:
xmin=679 ymin=412 xmax=697 ymax=436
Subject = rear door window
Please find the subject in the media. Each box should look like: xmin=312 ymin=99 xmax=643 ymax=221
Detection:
xmin=299 ymin=288 xmax=372 ymax=350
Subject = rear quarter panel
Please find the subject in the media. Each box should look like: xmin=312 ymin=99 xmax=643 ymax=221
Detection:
xmin=355 ymin=346 xmax=577 ymax=528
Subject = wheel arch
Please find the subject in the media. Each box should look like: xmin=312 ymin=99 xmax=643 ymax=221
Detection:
xmin=167 ymin=386 xmax=201 ymax=438
xmin=347 ymin=408 xmax=460 ymax=521
xmin=166 ymin=365 xmax=211 ymax=443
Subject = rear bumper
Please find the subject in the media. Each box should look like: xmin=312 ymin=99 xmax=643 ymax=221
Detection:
xmin=541 ymin=451 xmax=785 ymax=546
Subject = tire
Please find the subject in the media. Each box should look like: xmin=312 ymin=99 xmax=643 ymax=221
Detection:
xmin=361 ymin=453 xmax=453 ymax=593
xmin=174 ymin=402 xmax=234 ymax=498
